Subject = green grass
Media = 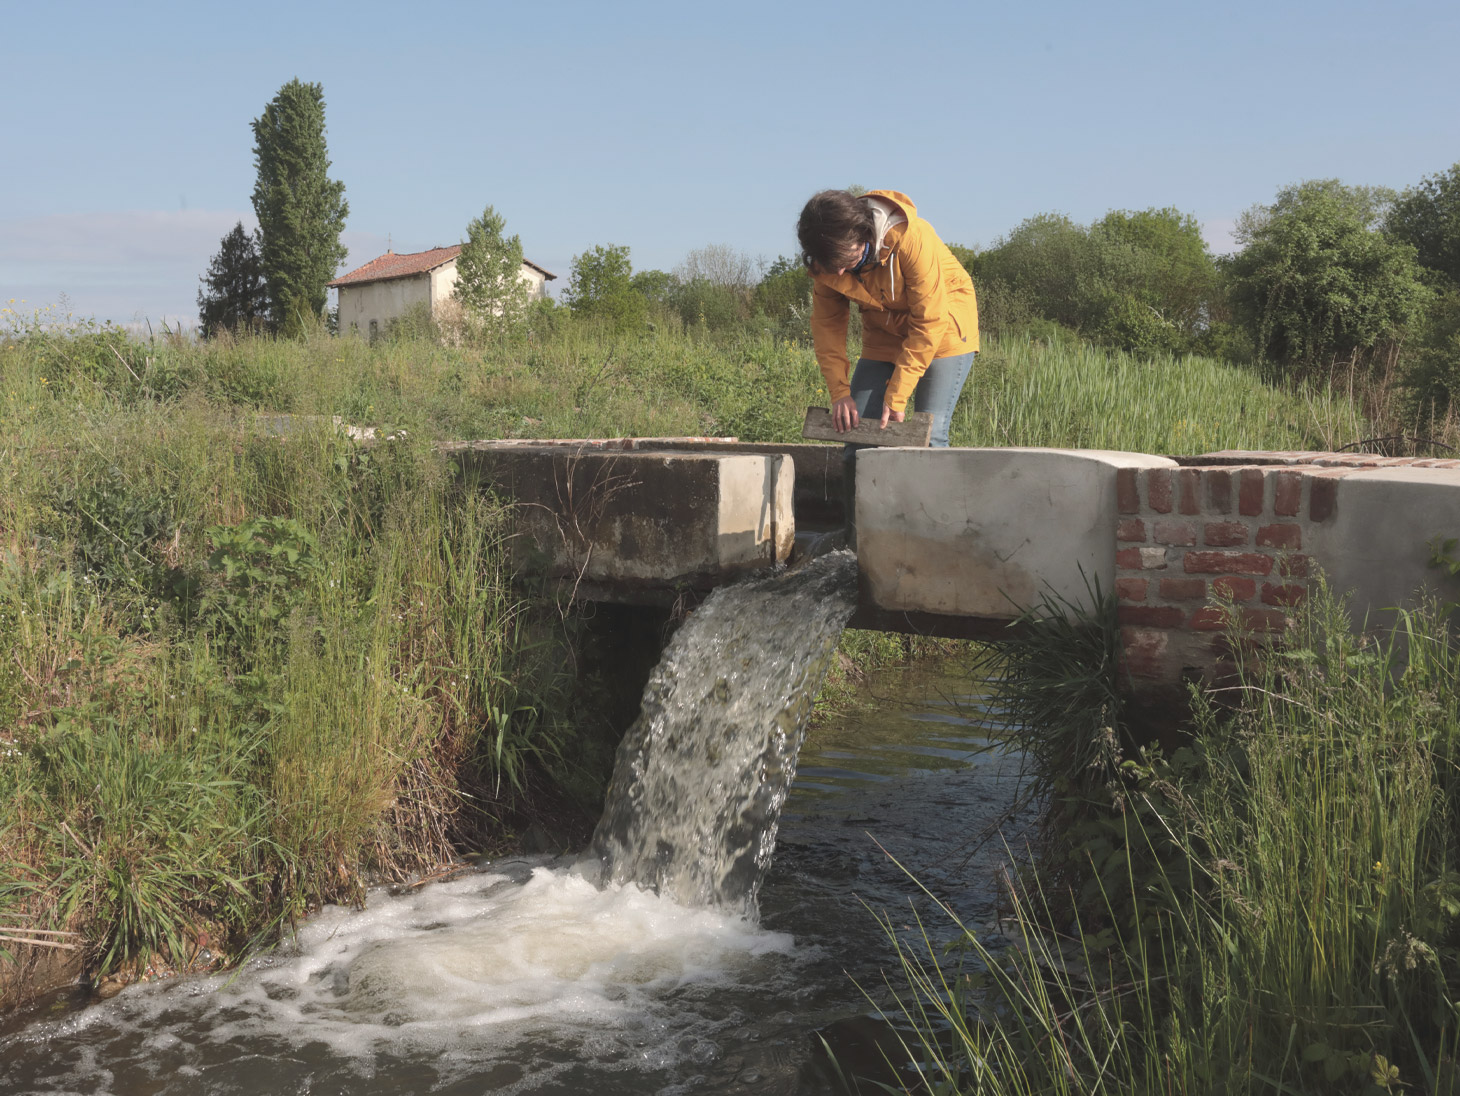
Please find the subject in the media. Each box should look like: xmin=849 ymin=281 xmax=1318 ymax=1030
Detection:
xmin=954 ymin=330 xmax=1370 ymax=454
xmin=880 ymin=584 xmax=1460 ymax=1095
xmin=0 ymin=304 xmax=1375 ymax=988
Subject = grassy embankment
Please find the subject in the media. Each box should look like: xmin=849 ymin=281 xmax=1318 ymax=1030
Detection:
xmin=0 ymin=306 xmax=1352 ymax=992
xmin=884 ymin=583 xmax=1460 ymax=1094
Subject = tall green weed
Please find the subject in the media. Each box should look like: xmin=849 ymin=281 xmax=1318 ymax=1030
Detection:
xmin=884 ymin=585 xmax=1460 ymax=1094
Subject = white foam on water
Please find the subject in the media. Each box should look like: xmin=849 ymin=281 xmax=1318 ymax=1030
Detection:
xmin=3 ymin=865 xmax=798 ymax=1093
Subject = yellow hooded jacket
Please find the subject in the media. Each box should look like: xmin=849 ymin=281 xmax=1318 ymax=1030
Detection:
xmin=809 ymin=190 xmax=979 ymax=413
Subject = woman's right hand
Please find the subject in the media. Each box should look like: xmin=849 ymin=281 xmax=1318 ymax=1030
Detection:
xmin=832 ymin=396 xmax=860 ymax=433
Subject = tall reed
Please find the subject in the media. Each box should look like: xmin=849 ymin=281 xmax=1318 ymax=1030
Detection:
xmin=882 ymin=585 xmax=1460 ymax=1094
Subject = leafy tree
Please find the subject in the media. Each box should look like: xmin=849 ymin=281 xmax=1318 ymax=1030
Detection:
xmin=452 ymin=204 xmax=529 ymax=337
xmin=753 ymin=256 xmax=812 ymax=322
xmin=565 ymin=244 xmax=644 ymax=332
xmin=1225 ymin=180 xmax=1431 ymax=374
xmin=1092 ymin=208 xmax=1218 ymax=331
xmin=1387 ymin=161 xmax=1460 ymax=287
xmin=971 ymin=209 xmax=1224 ymax=353
xmin=197 ymin=221 xmax=268 ymax=339
xmin=630 ymin=268 xmax=676 ymax=305
xmin=975 ymin=213 xmax=1096 ymax=331
xmin=1400 ymin=289 xmax=1460 ymax=422
xmin=668 ymin=244 xmax=758 ymax=330
xmin=250 ymin=79 xmax=349 ymax=336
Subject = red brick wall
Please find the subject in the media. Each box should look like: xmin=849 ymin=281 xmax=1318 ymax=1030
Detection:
xmin=1116 ymin=452 xmax=1460 ymax=684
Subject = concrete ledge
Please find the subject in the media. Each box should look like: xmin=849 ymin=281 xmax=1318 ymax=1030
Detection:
xmin=447 ymin=443 xmax=793 ymax=588
xmin=1310 ymin=466 xmax=1460 ymax=624
xmin=632 ymin=440 xmax=846 ymax=532
xmin=856 ymin=448 xmax=1178 ymax=618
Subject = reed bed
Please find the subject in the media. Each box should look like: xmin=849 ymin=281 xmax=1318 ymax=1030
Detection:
xmin=956 ymin=332 xmax=1370 ymax=454
xmin=887 ymin=585 xmax=1460 ymax=1094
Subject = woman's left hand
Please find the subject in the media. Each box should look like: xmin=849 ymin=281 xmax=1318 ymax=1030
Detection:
xmin=879 ymin=405 xmax=906 ymax=429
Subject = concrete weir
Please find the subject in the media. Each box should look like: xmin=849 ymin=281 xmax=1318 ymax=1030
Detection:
xmin=855 ymin=447 xmax=1177 ymax=623
xmin=449 ymin=438 xmax=1460 ymax=713
xmin=444 ymin=441 xmax=795 ymax=596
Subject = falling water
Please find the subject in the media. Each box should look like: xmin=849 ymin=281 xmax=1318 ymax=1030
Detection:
xmin=587 ymin=550 xmax=860 ymax=914
xmin=0 ymin=547 xmax=1039 ymax=1096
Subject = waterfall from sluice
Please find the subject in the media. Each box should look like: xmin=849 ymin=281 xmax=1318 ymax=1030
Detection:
xmin=586 ymin=550 xmax=861 ymax=914
xmin=0 ymin=549 xmax=1026 ymax=1096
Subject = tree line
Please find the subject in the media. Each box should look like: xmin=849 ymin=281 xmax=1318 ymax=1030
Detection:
xmin=554 ymin=166 xmax=1460 ymax=425
xmin=197 ymin=81 xmax=1460 ymax=425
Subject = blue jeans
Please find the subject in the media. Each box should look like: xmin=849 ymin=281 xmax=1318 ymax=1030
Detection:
xmin=845 ymin=351 xmax=976 ymax=450
xmin=841 ymin=350 xmax=976 ymax=544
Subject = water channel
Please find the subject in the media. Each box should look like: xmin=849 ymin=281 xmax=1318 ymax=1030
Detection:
xmin=0 ymin=661 xmax=1032 ymax=1095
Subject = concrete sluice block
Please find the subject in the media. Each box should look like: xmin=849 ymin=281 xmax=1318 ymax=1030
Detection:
xmin=1308 ymin=466 xmax=1460 ymax=630
xmin=855 ymin=447 xmax=1177 ymax=619
xmin=445 ymin=442 xmax=794 ymax=590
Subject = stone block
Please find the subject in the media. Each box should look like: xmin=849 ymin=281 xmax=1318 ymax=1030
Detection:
xmin=854 ymin=447 xmax=1177 ymax=619
xmin=446 ymin=443 xmax=793 ymax=587
xmin=1307 ymin=467 xmax=1460 ymax=628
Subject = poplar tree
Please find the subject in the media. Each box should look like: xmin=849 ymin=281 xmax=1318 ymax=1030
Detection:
xmin=452 ymin=205 xmax=529 ymax=337
xmin=250 ymin=79 xmax=348 ymax=335
xmin=197 ymin=221 xmax=268 ymax=338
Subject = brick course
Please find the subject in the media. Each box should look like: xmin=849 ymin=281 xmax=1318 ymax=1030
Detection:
xmin=1203 ymin=521 xmax=1248 ymax=546
xmin=1114 ymin=455 xmax=1366 ymax=688
xmin=1256 ymin=523 xmax=1302 ymax=549
xmin=1154 ymin=519 xmax=1198 ymax=546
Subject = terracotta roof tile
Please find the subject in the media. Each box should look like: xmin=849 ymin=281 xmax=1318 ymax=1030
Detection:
xmin=328 ymin=247 xmax=558 ymax=288
xmin=327 ymin=245 xmax=462 ymax=288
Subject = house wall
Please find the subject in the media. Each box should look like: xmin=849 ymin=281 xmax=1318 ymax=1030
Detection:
xmin=340 ymin=259 xmax=552 ymax=338
xmin=338 ymin=274 xmax=431 ymax=339
xmin=431 ymin=260 xmax=550 ymax=310
xmin=519 ymin=266 xmax=548 ymax=301
xmin=429 ymin=262 xmax=459 ymax=309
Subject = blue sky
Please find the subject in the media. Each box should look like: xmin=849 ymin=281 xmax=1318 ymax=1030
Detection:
xmin=2 ymin=0 xmax=1457 ymax=326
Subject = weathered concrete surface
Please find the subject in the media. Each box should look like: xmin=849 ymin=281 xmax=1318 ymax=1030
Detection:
xmin=1309 ymin=466 xmax=1460 ymax=626
xmin=446 ymin=443 xmax=793 ymax=588
xmin=633 ymin=440 xmax=847 ymax=532
xmin=855 ymin=448 xmax=1178 ymax=618
xmin=462 ymin=438 xmax=846 ymax=531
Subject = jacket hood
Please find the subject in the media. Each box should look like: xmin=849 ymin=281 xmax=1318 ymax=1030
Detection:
xmin=866 ymin=190 xmax=918 ymax=226
xmin=863 ymin=191 xmax=914 ymax=298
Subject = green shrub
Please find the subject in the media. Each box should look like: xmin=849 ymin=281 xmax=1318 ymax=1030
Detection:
xmin=201 ymin=516 xmax=322 ymax=642
xmin=49 ymin=464 xmax=177 ymax=611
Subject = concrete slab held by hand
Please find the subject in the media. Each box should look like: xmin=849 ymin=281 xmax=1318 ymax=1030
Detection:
xmin=802 ymin=407 xmax=933 ymax=447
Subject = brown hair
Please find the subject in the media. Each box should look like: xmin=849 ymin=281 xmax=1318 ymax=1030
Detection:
xmin=797 ymin=190 xmax=874 ymax=272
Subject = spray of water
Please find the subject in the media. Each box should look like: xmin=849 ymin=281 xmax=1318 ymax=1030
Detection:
xmin=587 ymin=550 xmax=860 ymax=914
xmin=0 ymin=551 xmax=865 ymax=1094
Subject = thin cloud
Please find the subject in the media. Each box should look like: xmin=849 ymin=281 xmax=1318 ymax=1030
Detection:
xmin=0 ymin=211 xmax=385 ymax=325
xmin=0 ymin=209 xmax=256 ymax=323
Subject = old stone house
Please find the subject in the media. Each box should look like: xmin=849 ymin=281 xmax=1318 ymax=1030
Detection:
xmin=327 ymin=246 xmax=556 ymax=339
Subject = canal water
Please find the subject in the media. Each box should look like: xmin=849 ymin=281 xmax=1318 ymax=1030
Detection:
xmin=0 ymin=662 xmax=1032 ymax=1095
